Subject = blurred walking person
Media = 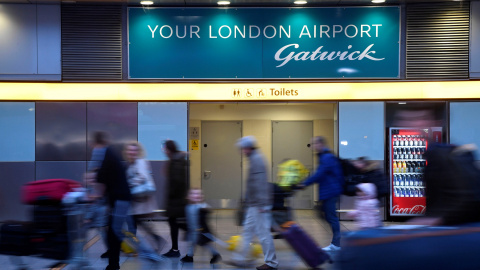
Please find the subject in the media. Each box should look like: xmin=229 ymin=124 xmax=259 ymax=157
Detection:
xmin=394 ymin=108 xmax=480 ymax=226
xmin=226 ymin=136 xmax=278 ymax=270
xmin=124 ymin=141 xmax=166 ymax=253
xmin=346 ymin=183 xmax=382 ymax=230
xmin=299 ymin=136 xmax=343 ymax=251
xmin=180 ymin=187 xmax=221 ymax=264
xmin=91 ymin=131 xmax=132 ymax=270
xmin=162 ymin=140 xmax=189 ymax=258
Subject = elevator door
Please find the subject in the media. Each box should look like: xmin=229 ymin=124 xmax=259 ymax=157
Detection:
xmin=272 ymin=121 xmax=314 ymax=209
xmin=201 ymin=121 xmax=242 ymax=209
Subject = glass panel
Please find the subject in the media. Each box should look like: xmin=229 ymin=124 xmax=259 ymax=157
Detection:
xmin=87 ymin=102 xmax=138 ymax=157
xmin=36 ymin=102 xmax=87 ymax=161
xmin=450 ymin=102 xmax=480 ymax=160
xmin=0 ymin=102 xmax=35 ymax=161
xmin=339 ymin=102 xmax=385 ymax=160
xmin=138 ymin=102 xmax=188 ymax=160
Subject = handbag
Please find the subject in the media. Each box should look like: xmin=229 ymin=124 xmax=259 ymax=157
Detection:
xmin=128 ymin=159 xmax=156 ymax=197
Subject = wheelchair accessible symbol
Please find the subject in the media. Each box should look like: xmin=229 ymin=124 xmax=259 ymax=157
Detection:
xmin=245 ymin=88 xmax=254 ymax=98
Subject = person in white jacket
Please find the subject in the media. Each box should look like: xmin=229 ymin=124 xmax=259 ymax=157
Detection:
xmin=347 ymin=183 xmax=382 ymax=230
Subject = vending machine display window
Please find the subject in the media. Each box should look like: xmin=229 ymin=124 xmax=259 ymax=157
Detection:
xmin=389 ymin=128 xmax=441 ymax=216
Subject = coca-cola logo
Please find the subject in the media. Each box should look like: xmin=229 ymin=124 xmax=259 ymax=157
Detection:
xmin=392 ymin=205 xmax=426 ymax=215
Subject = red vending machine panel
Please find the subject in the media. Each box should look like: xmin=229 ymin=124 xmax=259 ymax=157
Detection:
xmin=389 ymin=128 xmax=429 ymax=216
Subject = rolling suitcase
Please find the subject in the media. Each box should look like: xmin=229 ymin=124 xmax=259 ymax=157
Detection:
xmin=22 ymin=179 xmax=81 ymax=205
xmin=338 ymin=224 xmax=480 ymax=270
xmin=282 ymin=223 xmax=331 ymax=268
xmin=0 ymin=221 xmax=34 ymax=256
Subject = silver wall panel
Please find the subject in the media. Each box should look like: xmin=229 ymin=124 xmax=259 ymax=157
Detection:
xmin=0 ymin=102 xmax=35 ymax=161
xmin=0 ymin=162 xmax=35 ymax=221
xmin=36 ymin=102 xmax=87 ymax=161
xmin=37 ymin=4 xmax=61 ymax=75
xmin=35 ymin=161 xmax=86 ymax=184
xmin=0 ymin=4 xmax=37 ymax=74
xmin=87 ymin=102 xmax=137 ymax=157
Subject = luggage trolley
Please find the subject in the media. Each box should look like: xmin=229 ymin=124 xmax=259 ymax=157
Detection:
xmin=0 ymin=179 xmax=95 ymax=269
xmin=1 ymin=202 xmax=94 ymax=270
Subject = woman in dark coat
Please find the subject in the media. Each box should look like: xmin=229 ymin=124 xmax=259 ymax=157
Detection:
xmin=162 ymin=140 xmax=189 ymax=257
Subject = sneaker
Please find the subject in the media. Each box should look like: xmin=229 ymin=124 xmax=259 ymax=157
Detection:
xmin=105 ymin=265 xmax=119 ymax=270
xmin=180 ymin=255 xmax=194 ymax=263
xmin=322 ymin=244 xmax=341 ymax=251
xmin=162 ymin=249 xmax=181 ymax=258
xmin=256 ymin=264 xmax=277 ymax=270
xmin=139 ymin=252 xmax=164 ymax=262
xmin=210 ymin=253 xmax=222 ymax=264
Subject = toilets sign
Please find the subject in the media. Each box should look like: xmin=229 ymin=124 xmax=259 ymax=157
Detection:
xmin=128 ymin=7 xmax=400 ymax=79
xmin=232 ymin=88 xmax=299 ymax=99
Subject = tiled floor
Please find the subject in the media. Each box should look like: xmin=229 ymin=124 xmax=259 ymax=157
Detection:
xmin=0 ymin=210 xmax=392 ymax=270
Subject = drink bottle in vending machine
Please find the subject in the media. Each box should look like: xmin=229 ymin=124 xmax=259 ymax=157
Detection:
xmin=389 ymin=127 xmax=441 ymax=216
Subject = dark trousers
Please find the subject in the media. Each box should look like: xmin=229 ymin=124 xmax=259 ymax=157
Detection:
xmin=168 ymin=216 xmax=187 ymax=250
xmin=107 ymin=200 xmax=130 ymax=269
xmin=321 ymin=196 xmax=341 ymax=247
xmin=107 ymin=216 xmax=121 ymax=269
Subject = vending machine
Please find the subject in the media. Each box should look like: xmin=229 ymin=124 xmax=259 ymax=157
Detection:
xmin=389 ymin=127 xmax=442 ymax=216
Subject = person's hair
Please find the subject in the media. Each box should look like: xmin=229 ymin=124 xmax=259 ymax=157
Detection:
xmin=93 ymin=131 xmax=109 ymax=145
xmin=314 ymin=136 xmax=326 ymax=145
xmin=123 ymin=141 xmax=146 ymax=161
xmin=164 ymin=140 xmax=179 ymax=153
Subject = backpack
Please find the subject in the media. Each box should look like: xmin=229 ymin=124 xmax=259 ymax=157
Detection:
xmin=337 ymin=158 xmax=361 ymax=196
xmin=338 ymin=158 xmax=389 ymax=198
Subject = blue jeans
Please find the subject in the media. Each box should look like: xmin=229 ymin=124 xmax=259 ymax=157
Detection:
xmin=321 ymin=196 xmax=340 ymax=247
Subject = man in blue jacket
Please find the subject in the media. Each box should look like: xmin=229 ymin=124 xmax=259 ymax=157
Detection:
xmin=300 ymin=136 xmax=343 ymax=251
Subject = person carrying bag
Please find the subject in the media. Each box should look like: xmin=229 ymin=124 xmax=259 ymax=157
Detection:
xmin=124 ymin=141 xmax=165 ymax=260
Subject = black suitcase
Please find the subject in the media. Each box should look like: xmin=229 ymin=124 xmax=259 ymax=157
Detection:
xmin=0 ymin=221 xmax=34 ymax=256
xmin=32 ymin=205 xmax=67 ymax=233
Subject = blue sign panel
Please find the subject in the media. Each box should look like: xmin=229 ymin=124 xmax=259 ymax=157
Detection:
xmin=128 ymin=7 xmax=400 ymax=79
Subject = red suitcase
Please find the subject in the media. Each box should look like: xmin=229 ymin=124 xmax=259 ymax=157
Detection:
xmin=21 ymin=179 xmax=81 ymax=205
xmin=282 ymin=223 xmax=331 ymax=268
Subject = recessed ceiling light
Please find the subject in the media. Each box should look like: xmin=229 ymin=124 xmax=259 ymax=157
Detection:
xmin=294 ymin=0 xmax=308 ymax=4
xmin=218 ymin=1 xmax=230 ymax=5
xmin=372 ymin=0 xmax=386 ymax=3
xmin=140 ymin=0 xmax=154 ymax=5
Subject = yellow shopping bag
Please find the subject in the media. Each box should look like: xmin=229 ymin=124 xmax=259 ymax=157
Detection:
xmin=226 ymin=235 xmax=263 ymax=258
xmin=121 ymin=231 xmax=138 ymax=255
xmin=277 ymin=159 xmax=309 ymax=190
